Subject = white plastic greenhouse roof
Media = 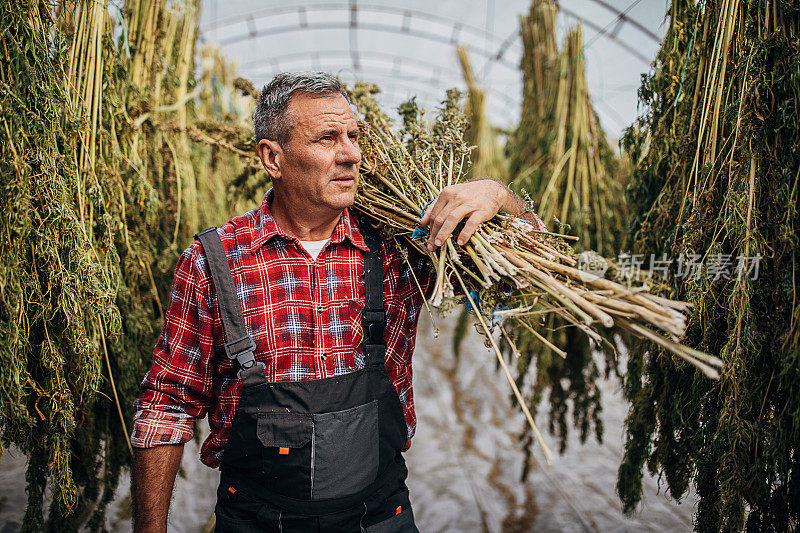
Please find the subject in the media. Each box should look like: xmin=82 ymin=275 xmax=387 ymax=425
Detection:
xmin=198 ymin=0 xmax=668 ymax=140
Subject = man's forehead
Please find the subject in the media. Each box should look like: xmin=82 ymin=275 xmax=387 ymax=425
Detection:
xmin=289 ymin=93 xmax=357 ymax=129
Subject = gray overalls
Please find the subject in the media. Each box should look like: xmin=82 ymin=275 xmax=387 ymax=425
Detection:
xmin=195 ymin=218 xmax=418 ymax=533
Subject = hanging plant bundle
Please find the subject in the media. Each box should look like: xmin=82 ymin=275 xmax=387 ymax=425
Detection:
xmin=617 ymin=0 xmax=800 ymax=530
xmin=519 ymin=24 xmax=627 ymax=255
xmin=501 ymin=0 xmax=633 ymax=454
xmin=507 ymin=0 xmax=558 ymax=181
xmin=509 ymin=0 xmax=629 ymax=258
xmin=456 ymin=46 xmax=508 ymax=182
xmin=0 ymin=3 xmax=120 ymax=530
xmin=0 ymin=0 xmax=249 ymax=530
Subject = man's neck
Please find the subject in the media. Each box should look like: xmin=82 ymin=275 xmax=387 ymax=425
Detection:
xmin=270 ymin=190 xmax=342 ymax=241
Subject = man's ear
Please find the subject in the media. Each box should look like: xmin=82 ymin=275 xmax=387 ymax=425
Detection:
xmin=258 ymin=139 xmax=283 ymax=179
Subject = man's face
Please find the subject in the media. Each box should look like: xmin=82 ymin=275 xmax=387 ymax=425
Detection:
xmin=274 ymin=92 xmax=361 ymax=213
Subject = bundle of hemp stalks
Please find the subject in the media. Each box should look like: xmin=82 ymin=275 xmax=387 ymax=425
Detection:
xmin=502 ymin=0 xmax=632 ymax=456
xmin=349 ymin=85 xmax=723 ymax=461
xmin=509 ymin=0 xmax=629 ymax=260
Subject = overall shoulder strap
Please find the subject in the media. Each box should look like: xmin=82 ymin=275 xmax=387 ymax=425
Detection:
xmin=195 ymin=227 xmax=266 ymax=387
xmin=356 ymin=214 xmax=387 ymax=367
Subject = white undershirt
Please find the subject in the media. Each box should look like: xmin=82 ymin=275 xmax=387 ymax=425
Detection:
xmin=298 ymin=238 xmax=331 ymax=260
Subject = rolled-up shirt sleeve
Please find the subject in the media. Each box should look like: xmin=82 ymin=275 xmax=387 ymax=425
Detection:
xmin=131 ymin=244 xmax=214 ymax=448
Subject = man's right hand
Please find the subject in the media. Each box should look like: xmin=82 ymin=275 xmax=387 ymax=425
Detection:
xmin=132 ymin=444 xmax=185 ymax=533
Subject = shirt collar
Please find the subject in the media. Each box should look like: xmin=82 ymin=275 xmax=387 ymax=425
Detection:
xmin=250 ymin=188 xmax=370 ymax=253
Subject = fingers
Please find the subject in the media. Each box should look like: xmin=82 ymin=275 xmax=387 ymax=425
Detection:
xmin=423 ymin=194 xmax=449 ymax=246
xmin=457 ymin=211 xmax=485 ymax=245
xmin=421 ymin=181 xmax=503 ymax=250
xmin=427 ymin=203 xmax=472 ymax=250
xmin=419 ymin=197 xmax=438 ymax=226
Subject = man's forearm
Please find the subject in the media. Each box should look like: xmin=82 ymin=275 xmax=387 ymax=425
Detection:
xmin=472 ymin=176 xmax=538 ymax=221
xmin=498 ymin=184 xmax=545 ymax=227
xmin=421 ymin=178 xmax=546 ymax=248
xmin=132 ymin=444 xmax=184 ymax=533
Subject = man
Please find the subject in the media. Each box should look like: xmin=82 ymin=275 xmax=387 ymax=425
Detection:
xmin=131 ymin=72 xmax=545 ymax=533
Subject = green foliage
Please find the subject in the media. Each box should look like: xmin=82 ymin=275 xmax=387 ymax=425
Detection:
xmin=512 ymin=318 xmax=605 ymax=454
xmin=0 ymin=2 xmax=123 ymax=529
xmin=0 ymin=1 xmax=245 ymax=529
xmin=617 ymin=1 xmax=800 ymax=530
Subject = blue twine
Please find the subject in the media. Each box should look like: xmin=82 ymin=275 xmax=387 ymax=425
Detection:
xmin=463 ymin=287 xmax=513 ymax=329
xmin=465 ymin=293 xmax=510 ymax=327
xmin=411 ymin=199 xmax=435 ymax=239
xmin=491 ymin=303 xmax=511 ymax=326
xmin=410 ymin=227 xmax=428 ymax=239
xmin=500 ymin=210 xmax=535 ymax=226
xmin=465 ymin=289 xmax=481 ymax=315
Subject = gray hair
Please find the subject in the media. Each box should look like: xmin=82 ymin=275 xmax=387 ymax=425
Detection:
xmin=254 ymin=71 xmax=350 ymax=147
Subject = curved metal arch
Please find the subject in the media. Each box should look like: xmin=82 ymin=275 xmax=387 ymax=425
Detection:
xmin=201 ymin=3 xmax=519 ymax=51
xmin=199 ymin=2 xmax=658 ymax=77
xmin=206 ymin=20 xmax=521 ymax=71
xmin=570 ymin=0 xmax=661 ymax=42
xmin=240 ymin=50 xmax=519 ymax=88
xmin=483 ymin=6 xmax=653 ymax=79
xmin=199 ymin=3 xmax=523 ymax=73
xmin=552 ymin=6 xmax=652 ymax=64
xmin=247 ymin=66 xmax=519 ymax=118
xmin=198 ymin=2 xmax=650 ymax=133
xmin=202 ymin=2 xmax=658 ymax=58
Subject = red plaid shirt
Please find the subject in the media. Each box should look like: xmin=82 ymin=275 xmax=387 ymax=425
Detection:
xmin=132 ymin=189 xmax=547 ymax=467
xmin=132 ymin=190 xmax=439 ymax=467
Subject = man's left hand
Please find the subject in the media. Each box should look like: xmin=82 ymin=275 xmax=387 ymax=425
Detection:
xmin=420 ymin=179 xmax=514 ymax=251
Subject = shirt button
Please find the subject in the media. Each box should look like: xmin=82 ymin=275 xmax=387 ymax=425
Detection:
xmin=317 ymin=305 xmax=324 ymax=313
xmin=320 ymin=353 xmax=328 ymax=361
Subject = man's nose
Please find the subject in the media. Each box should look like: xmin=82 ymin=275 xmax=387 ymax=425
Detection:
xmin=337 ymin=137 xmax=361 ymax=166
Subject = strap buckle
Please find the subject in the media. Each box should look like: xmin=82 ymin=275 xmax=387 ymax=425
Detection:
xmin=224 ymin=335 xmax=264 ymax=380
xmin=236 ymin=361 xmax=266 ymax=381
xmin=362 ymin=309 xmax=386 ymax=344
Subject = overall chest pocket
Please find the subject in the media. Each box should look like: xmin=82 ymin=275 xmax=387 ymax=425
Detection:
xmin=256 ymin=412 xmax=313 ymax=499
xmin=253 ymin=401 xmax=380 ymax=501
xmin=311 ymin=400 xmax=379 ymax=500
